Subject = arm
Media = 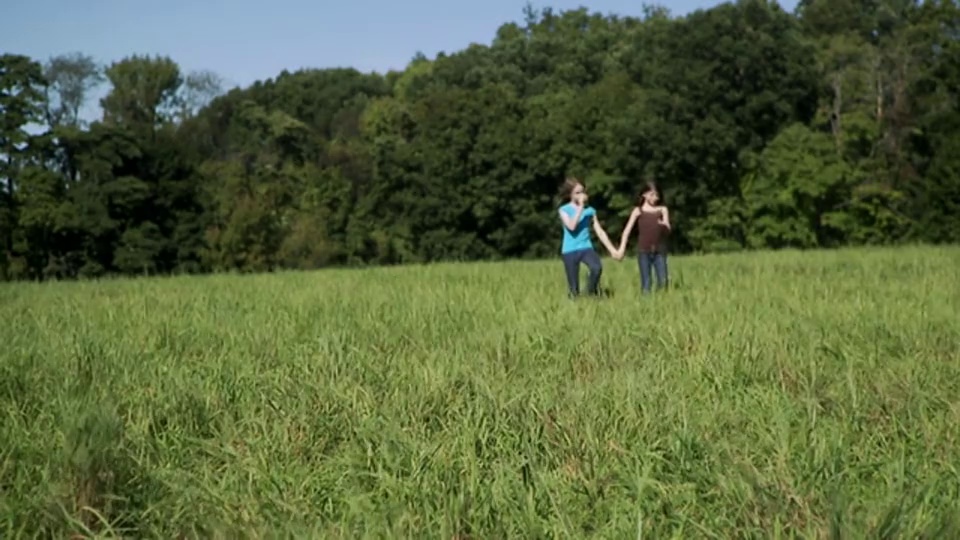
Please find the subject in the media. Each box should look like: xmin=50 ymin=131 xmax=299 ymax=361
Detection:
xmin=617 ymin=207 xmax=640 ymax=253
xmin=592 ymin=216 xmax=619 ymax=258
xmin=659 ymin=206 xmax=671 ymax=230
xmin=558 ymin=205 xmax=584 ymax=231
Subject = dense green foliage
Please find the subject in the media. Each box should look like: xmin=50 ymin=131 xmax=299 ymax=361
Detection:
xmin=2 ymin=1 xmax=959 ymax=280
xmin=2 ymin=246 xmax=959 ymax=537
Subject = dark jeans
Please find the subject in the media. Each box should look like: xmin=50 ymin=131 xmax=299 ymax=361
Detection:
xmin=638 ymin=251 xmax=668 ymax=293
xmin=562 ymin=248 xmax=602 ymax=297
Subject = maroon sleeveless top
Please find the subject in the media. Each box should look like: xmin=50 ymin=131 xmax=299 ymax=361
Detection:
xmin=637 ymin=209 xmax=667 ymax=253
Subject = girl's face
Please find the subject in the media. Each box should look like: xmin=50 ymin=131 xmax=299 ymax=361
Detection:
xmin=572 ymin=183 xmax=586 ymax=203
xmin=643 ymin=189 xmax=659 ymax=205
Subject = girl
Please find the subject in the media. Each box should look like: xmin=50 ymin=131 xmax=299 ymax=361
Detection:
xmin=616 ymin=181 xmax=671 ymax=294
xmin=557 ymin=177 xmax=619 ymax=298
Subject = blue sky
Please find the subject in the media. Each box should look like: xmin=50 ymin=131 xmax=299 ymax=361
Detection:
xmin=4 ymin=0 xmax=797 ymax=119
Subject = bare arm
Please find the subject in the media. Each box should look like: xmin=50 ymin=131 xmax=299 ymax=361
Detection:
xmin=659 ymin=206 xmax=671 ymax=230
xmin=558 ymin=205 xmax=584 ymax=231
xmin=592 ymin=216 xmax=619 ymax=257
xmin=618 ymin=207 xmax=641 ymax=253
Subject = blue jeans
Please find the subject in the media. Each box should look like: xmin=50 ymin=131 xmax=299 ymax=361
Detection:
xmin=562 ymin=248 xmax=602 ymax=297
xmin=638 ymin=252 xmax=668 ymax=293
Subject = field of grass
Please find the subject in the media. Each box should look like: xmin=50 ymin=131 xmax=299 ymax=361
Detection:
xmin=2 ymin=246 xmax=959 ymax=538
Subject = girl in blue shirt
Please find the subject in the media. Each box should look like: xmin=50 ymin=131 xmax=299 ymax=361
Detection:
xmin=557 ymin=177 xmax=620 ymax=297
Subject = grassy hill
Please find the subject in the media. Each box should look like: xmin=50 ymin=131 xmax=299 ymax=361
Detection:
xmin=2 ymin=246 xmax=959 ymax=538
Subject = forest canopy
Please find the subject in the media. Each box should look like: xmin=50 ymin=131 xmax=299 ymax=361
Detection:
xmin=2 ymin=0 xmax=958 ymax=280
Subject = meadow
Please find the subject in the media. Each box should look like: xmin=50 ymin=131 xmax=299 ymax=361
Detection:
xmin=1 ymin=246 xmax=959 ymax=538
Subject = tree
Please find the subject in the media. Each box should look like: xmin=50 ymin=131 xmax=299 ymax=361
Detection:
xmin=100 ymin=54 xmax=182 ymax=131
xmin=43 ymin=52 xmax=104 ymax=128
xmin=0 ymin=54 xmax=46 ymax=278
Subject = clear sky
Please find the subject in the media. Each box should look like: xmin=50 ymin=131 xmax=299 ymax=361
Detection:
xmin=3 ymin=0 xmax=797 ymax=116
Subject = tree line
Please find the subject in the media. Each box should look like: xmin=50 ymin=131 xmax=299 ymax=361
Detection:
xmin=1 ymin=0 xmax=958 ymax=281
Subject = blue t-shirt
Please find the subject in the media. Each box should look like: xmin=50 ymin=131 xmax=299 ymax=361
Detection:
xmin=559 ymin=203 xmax=596 ymax=254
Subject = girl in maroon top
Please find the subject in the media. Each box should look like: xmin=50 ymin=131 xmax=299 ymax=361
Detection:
xmin=616 ymin=182 xmax=671 ymax=293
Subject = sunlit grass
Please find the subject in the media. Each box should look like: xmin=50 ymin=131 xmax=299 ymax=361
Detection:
xmin=2 ymin=245 xmax=959 ymax=538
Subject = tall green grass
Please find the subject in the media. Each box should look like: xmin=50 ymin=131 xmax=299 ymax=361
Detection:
xmin=2 ymin=246 xmax=959 ymax=538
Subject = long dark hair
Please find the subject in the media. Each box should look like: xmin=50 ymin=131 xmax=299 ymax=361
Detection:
xmin=637 ymin=180 xmax=661 ymax=206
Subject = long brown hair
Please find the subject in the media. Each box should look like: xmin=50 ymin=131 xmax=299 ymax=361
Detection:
xmin=637 ymin=180 xmax=661 ymax=206
xmin=560 ymin=176 xmax=583 ymax=200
